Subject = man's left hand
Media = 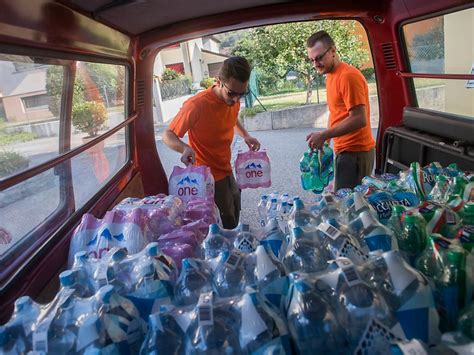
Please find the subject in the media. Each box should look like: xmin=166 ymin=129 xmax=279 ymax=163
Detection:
xmin=244 ymin=136 xmax=261 ymax=151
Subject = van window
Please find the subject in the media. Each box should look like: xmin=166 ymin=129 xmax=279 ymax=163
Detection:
xmin=402 ymin=7 xmax=474 ymax=117
xmin=0 ymin=54 xmax=128 ymax=268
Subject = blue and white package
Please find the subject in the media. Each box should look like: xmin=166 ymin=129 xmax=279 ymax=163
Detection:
xmin=367 ymin=191 xmax=419 ymax=224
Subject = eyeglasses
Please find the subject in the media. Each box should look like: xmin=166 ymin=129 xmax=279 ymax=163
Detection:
xmin=221 ymin=81 xmax=250 ymax=98
xmin=309 ymin=47 xmax=332 ymax=64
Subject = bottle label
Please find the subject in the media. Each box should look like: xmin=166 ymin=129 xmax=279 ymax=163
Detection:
xmin=318 ymin=222 xmax=342 ymax=240
xmin=335 ymin=258 xmax=362 ymax=286
xmin=337 ymin=239 xmax=368 ymax=264
xmin=240 ymin=294 xmax=268 ymax=348
xmin=355 ymin=317 xmax=401 ymax=355
xmin=198 ymin=292 xmax=214 ymax=326
xmin=225 ymin=251 xmax=243 ymax=269
xmin=96 ymin=262 xmax=108 ymax=286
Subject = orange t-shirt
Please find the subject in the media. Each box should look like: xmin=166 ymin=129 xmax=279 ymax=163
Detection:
xmin=326 ymin=62 xmax=375 ymax=153
xmin=168 ymin=85 xmax=239 ymax=181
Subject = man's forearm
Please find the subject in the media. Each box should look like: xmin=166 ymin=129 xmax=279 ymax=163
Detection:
xmin=162 ymin=128 xmax=189 ymax=153
xmin=235 ymin=119 xmax=250 ymax=138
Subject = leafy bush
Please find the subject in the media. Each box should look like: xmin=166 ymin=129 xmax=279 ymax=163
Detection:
xmin=0 ymin=151 xmax=29 ymax=178
xmin=239 ymin=106 xmax=266 ymax=119
xmin=0 ymin=123 xmax=36 ymax=145
xmin=72 ymin=101 xmax=107 ymax=137
xmin=361 ymin=67 xmax=375 ymax=82
xmin=200 ymin=77 xmax=215 ymax=89
xmin=161 ymin=68 xmax=180 ymax=81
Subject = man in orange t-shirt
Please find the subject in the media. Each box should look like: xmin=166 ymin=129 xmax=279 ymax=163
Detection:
xmin=162 ymin=56 xmax=261 ymax=228
xmin=305 ymin=30 xmax=375 ymax=191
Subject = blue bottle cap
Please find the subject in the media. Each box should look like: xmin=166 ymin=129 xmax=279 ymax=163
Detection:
xmin=146 ymin=242 xmax=159 ymax=257
xmin=210 ymin=224 xmax=219 ymax=234
xmin=0 ymin=326 xmax=8 ymax=347
xmin=59 ymin=270 xmax=74 ymax=287
xmin=15 ymin=296 xmax=32 ymax=312
xmin=99 ymin=285 xmax=114 ymax=303
xmin=74 ymin=251 xmax=88 ymax=263
xmin=292 ymin=227 xmax=303 ymax=239
xmin=111 ymin=248 xmax=126 ymax=262
xmin=294 ymin=199 xmax=304 ymax=210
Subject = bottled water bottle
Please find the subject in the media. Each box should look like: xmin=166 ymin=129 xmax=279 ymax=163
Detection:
xmin=239 ymin=288 xmax=290 ymax=354
xmin=428 ymin=175 xmax=451 ymax=203
xmin=276 ymin=201 xmax=291 ymax=235
xmin=433 ymin=245 xmax=470 ymax=332
xmin=184 ymin=292 xmax=242 ymax=354
xmin=288 ymin=199 xmax=319 ymax=241
xmin=212 ymin=250 xmax=246 ymax=297
xmin=233 ymin=224 xmax=258 ymax=254
xmin=98 ymin=285 xmax=146 ymax=353
xmin=320 ymin=258 xmax=403 ymax=354
xmin=140 ymin=308 xmax=187 ymax=355
xmin=0 ymin=296 xmax=40 ymax=354
xmin=283 ymin=227 xmax=327 ymax=273
xmin=357 ymin=211 xmax=399 ymax=252
xmin=317 ymin=222 xmax=368 ymax=265
xmin=398 ymin=214 xmax=427 ymax=266
xmin=257 ymin=195 xmax=269 ymax=227
xmin=415 ymin=234 xmax=445 ymax=280
xmin=254 ymin=245 xmax=286 ymax=288
xmin=266 ymin=198 xmax=279 ymax=221
xmin=386 ymin=205 xmax=406 ymax=237
xmin=174 ymin=258 xmax=212 ymax=306
xmin=259 ymin=218 xmax=288 ymax=259
xmin=203 ymin=224 xmax=233 ymax=259
xmin=286 ymin=276 xmax=346 ymax=354
xmin=363 ymin=251 xmax=441 ymax=344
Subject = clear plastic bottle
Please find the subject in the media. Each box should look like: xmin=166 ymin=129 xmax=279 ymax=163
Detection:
xmin=428 ymin=175 xmax=451 ymax=204
xmin=212 ymin=250 xmax=246 ymax=297
xmin=288 ymin=199 xmax=320 ymax=241
xmin=286 ymin=277 xmax=346 ymax=354
xmin=386 ymin=205 xmax=406 ymax=237
xmin=357 ymin=211 xmax=399 ymax=252
xmin=283 ymin=227 xmax=327 ymax=273
xmin=203 ymin=223 xmax=233 ymax=259
xmin=257 ymin=195 xmax=269 ymax=227
xmin=259 ymin=218 xmax=288 ymax=259
xmin=174 ymin=258 xmax=212 ymax=306
xmin=398 ymin=214 xmax=427 ymax=266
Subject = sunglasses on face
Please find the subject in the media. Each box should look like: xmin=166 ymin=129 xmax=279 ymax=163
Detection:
xmin=309 ymin=47 xmax=332 ymax=64
xmin=221 ymin=81 xmax=250 ymax=98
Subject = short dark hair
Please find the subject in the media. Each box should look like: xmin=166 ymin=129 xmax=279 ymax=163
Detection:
xmin=306 ymin=30 xmax=335 ymax=49
xmin=218 ymin=56 xmax=251 ymax=83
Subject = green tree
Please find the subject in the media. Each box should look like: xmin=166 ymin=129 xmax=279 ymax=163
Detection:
xmin=232 ymin=21 xmax=368 ymax=104
xmin=46 ymin=65 xmax=85 ymax=117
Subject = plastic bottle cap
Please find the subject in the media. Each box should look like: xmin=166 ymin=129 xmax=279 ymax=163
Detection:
xmin=15 ymin=296 xmax=31 ymax=312
xmin=0 ymin=326 xmax=8 ymax=347
xmin=146 ymin=242 xmax=159 ymax=257
xmin=112 ymin=248 xmax=127 ymax=262
xmin=74 ymin=251 xmax=88 ymax=262
xmin=99 ymin=285 xmax=114 ymax=303
xmin=59 ymin=270 xmax=74 ymax=287
xmin=210 ymin=224 xmax=219 ymax=234
xmin=292 ymin=227 xmax=303 ymax=238
xmin=294 ymin=199 xmax=304 ymax=210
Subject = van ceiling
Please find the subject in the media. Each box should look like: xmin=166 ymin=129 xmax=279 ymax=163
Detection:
xmin=60 ymin=0 xmax=290 ymax=35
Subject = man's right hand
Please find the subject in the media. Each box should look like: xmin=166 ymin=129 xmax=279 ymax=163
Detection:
xmin=181 ymin=146 xmax=196 ymax=166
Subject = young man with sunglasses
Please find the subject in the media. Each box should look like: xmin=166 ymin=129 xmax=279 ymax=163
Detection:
xmin=162 ymin=56 xmax=260 ymax=228
xmin=305 ymin=30 xmax=375 ymax=191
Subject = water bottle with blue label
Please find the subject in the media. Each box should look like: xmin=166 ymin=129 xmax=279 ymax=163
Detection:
xmin=174 ymin=258 xmax=212 ymax=306
xmin=259 ymin=218 xmax=288 ymax=259
xmin=317 ymin=222 xmax=369 ymax=265
xmin=257 ymin=194 xmax=269 ymax=227
xmin=239 ymin=287 xmax=291 ymax=354
xmin=288 ymin=199 xmax=320 ymax=241
xmin=283 ymin=227 xmax=327 ymax=273
xmin=184 ymin=292 xmax=242 ymax=354
xmin=363 ymin=251 xmax=441 ymax=344
xmin=0 ymin=296 xmax=40 ymax=354
xmin=357 ymin=211 xmax=399 ymax=252
xmin=203 ymin=224 xmax=234 ymax=259
xmin=233 ymin=224 xmax=258 ymax=254
xmin=211 ymin=250 xmax=247 ymax=297
xmin=286 ymin=275 xmax=347 ymax=354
